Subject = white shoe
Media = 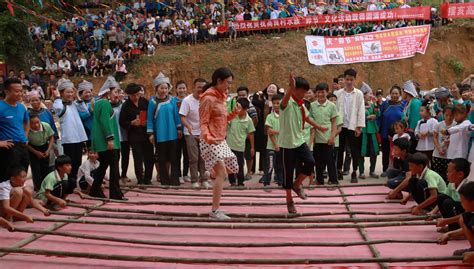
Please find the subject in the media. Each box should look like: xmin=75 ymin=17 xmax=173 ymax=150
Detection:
xmin=202 ymin=181 xmax=212 ymax=188
xmin=179 ymin=177 xmax=185 ymax=184
xmin=192 ymin=182 xmax=200 ymax=188
xmin=183 ymin=176 xmax=191 ymax=183
xmin=209 ymin=209 xmax=231 ymax=220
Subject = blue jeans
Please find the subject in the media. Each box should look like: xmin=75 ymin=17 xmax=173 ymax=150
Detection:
xmin=262 ymin=150 xmax=283 ymax=185
xmin=386 ymin=168 xmax=406 ymax=190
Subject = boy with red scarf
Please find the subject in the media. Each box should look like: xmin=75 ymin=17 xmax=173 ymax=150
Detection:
xmin=279 ymin=74 xmax=328 ymax=214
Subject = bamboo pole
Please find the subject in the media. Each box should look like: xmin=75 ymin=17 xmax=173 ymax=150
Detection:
xmin=13 ymin=227 xmax=439 ymax=248
xmin=0 ymin=247 xmax=463 ymax=264
xmin=66 ymin=203 xmax=413 ymax=218
xmin=126 ymin=188 xmax=389 ymax=198
xmin=51 ymin=211 xmax=437 ymax=224
xmin=68 ymin=203 xmax=410 ymax=218
xmin=80 ymin=196 xmax=402 ymax=206
xmin=33 ymin=217 xmax=437 ymax=229
xmin=133 ymin=182 xmax=386 ymax=190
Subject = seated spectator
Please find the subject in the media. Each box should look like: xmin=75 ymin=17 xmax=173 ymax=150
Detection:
xmin=58 ymin=55 xmax=72 ymax=75
xmin=115 ymin=58 xmax=127 ymax=82
xmin=75 ymin=53 xmax=88 ymax=76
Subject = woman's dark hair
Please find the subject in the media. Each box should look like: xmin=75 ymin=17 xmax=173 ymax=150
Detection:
xmin=203 ymin=67 xmax=233 ymax=92
xmin=55 ymin=155 xmax=72 ymax=170
xmin=175 ymin=80 xmax=187 ymax=88
xmin=315 ymin=82 xmax=329 ymax=92
xmin=390 ymin=85 xmax=402 ymax=94
xmin=295 ymin=77 xmax=310 ymax=91
xmin=261 ymin=83 xmax=280 ymax=99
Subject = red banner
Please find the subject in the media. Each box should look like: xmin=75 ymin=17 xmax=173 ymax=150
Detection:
xmin=441 ymin=2 xmax=474 ymax=18
xmin=219 ymin=6 xmax=430 ymax=32
xmin=305 ymin=25 xmax=431 ymax=65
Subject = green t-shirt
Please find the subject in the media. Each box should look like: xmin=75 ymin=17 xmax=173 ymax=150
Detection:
xmin=226 ymin=114 xmax=255 ymax=152
xmin=28 ymin=122 xmax=54 ymax=147
xmin=278 ymin=98 xmax=308 ymax=149
xmin=335 ymin=113 xmax=343 ymax=148
xmin=36 ymin=170 xmax=68 ymax=202
xmin=310 ymin=100 xmax=337 ymax=144
xmin=265 ymin=112 xmax=280 ymax=150
xmin=423 ymin=168 xmax=447 ymax=194
xmin=445 ymin=182 xmax=461 ymax=202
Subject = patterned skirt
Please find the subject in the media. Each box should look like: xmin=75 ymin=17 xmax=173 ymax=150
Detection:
xmin=200 ymin=140 xmax=239 ymax=175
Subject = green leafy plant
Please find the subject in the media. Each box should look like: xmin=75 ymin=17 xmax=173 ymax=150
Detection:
xmin=446 ymin=57 xmax=464 ymax=77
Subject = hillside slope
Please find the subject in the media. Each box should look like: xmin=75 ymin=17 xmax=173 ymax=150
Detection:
xmin=111 ymin=22 xmax=474 ymax=94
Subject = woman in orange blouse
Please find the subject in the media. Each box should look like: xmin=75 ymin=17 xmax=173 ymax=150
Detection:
xmin=199 ymin=67 xmax=241 ymax=220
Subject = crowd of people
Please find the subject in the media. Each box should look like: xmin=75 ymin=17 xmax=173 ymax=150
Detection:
xmin=1 ymin=66 xmax=474 ymax=260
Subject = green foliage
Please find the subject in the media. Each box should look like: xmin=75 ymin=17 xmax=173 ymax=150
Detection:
xmin=0 ymin=12 xmax=36 ymax=70
xmin=446 ymin=57 xmax=464 ymax=77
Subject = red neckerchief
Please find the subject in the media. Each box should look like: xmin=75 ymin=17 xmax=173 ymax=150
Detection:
xmin=292 ymin=95 xmax=305 ymax=129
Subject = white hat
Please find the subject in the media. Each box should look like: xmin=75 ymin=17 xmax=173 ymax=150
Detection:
xmin=57 ymin=80 xmax=74 ymax=92
xmin=360 ymin=82 xmax=372 ymax=95
xmin=77 ymin=80 xmax=94 ymax=93
xmin=30 ymin=66 xmax=43 ymax=72
xmin=99 ymin=76 xmax=120 ymax=96
xmin=403 ymin=80 xmax=418 ymax=98
xmin=153 ymin=72 xmax=172 ymax=89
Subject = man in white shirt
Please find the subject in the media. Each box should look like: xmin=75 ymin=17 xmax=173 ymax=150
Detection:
xmin=334 ymin=68 xmax=366 ymax=183
xmin=179 ymin=78 xmax=210 ymax=188
xmin=58 ymin=56 xmax=72 ymax=75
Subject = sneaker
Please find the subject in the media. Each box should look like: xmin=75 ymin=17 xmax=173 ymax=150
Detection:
xmin=263 ymin=185 xmax=272 ymax=193
xmin=369 ymin=172 xmax=379 ymax=179
xmin=179 ymin=177 xmax=185 ymax=184
xmin=358 ymin=174 xmax=366 ymax=179
xmin=351 ymin=172 xmax=358 ymax=183
xmin=244 ymin=175 xmax=252 ymax=181
xmin=343 ymin=170 xmax=350 ymax=176
xmin=202 ymin=181 xmax=212 ymax=188
xmin=210 ymin=209 xmax=231 ymax=220
xmin=192 ymin=182 xmax=200 ymax=188
xmin=381 ymin=172 xmax=388 ymax=177
xmin=183 ymin=176 xmax=192 ymax=183
xmin=453 ymin=248 xmax=474 ymax=256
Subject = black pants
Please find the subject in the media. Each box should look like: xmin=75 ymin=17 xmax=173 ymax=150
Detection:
xmin=119 ymin=141 xmax=130 ymax=178
xmin=281 ymin=143 xmax=315 ymax=190
xmin=62 ymin=142 xmax=84 ymax=180
xmin=90 ymin=149 xmax=123 ymax=199
xmin=229 ymin=150 xmax=245 ymax=186
xmin=29 ymin=143 xmax=52 ymax=191
xmin=437 ymin=193 xmax=465 ymax=231
xmin=0 ymin=142 xmax=29 ymax=181
xmin=130 ymin=140 xmax=154 ymax=184
xmin=337 ymin=128 xmax=361 ymax=173
xmin=381 ymin=138 xmax=391 ymax=172
xmin=177 ymin=136 xmax=189 ymax=178
xmin=408 ymin=177 xmax=436 ymax=209
xmin=314 ymin=143 xmax=338 ymax=184
xmin=49 ymin=177 xmax=76 ymax=202
xmin=155 ymin=140 xmax=180 ymax=186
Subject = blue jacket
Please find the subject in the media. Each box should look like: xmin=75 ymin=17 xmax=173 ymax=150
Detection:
xmin=147 ymin=96 xmax=182 ymax=143
xmin=378 ymin=100 xmax=405 ymax=139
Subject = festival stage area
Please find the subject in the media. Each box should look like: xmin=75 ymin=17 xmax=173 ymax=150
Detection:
xmin=0 ymin=183 xmax=471 ymax=268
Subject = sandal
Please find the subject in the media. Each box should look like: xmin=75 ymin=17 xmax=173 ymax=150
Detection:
xmin=287 ymin=201 xmax=297 ymax=214
xmin=292 ymin=185 xmax=308 ymax=200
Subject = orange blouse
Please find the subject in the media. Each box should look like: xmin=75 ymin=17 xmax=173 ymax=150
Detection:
xmin=199 ymin=87 xmax=238 ymax=144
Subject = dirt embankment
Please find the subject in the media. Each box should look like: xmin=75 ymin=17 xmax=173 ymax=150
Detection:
xmin=92 ymin=22 xmax=474 ymax=95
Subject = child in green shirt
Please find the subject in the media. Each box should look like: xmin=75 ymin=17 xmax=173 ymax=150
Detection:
xmin=327 ymin=93 xmax=343 ymax=181
xmin=262 ymin=95 xmax=283 ymax=188
xmin=226 ymin=98 xmax=255 ymax=187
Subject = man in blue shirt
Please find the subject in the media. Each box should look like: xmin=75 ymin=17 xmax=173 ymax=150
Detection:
xmin=0 ymin=78 xmax=30 ymax=182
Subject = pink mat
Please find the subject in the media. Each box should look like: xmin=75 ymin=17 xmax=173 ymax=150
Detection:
xmin=0 ymin=184 xmax=470 ymax=268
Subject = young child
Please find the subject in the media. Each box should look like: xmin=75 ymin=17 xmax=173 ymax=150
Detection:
xmin=0 ymin=166 xmax=49 ymax=222
xmin=432 ymin=105 xmax=455 ymax=182
xmin=443 ymin=104 xmax=472 ymax=161
xmin=310 ymin=82 xmax=338 ymax=185
xmin=227 ymin=98 xmax=255 ymax=187
xmin=77 ymin=150 xmax=101 ymax=194
xmin=392 ymin=121 xmax=410 ymax=141
xmin=386 ymin=138 xmax=413 ymax=200
xmin=437 ymin=182 xmax=474 ymax=258
xmin=403 ymin=152 xmax=447 ymax=215
xmin=414 ymin=103 xmax=438 ymax=162
xmin=263 ymin=95 xmax=283 ymax=189
xmin=430 ymin=158 xmax=470 ymax=232
xmin=36 ymin=155 xmax=77 ymax=210
xmin=358 ymin=82 xmax=380 ymax=179
xmin=327 ymin=93 xmax=343 ymax=180
xmin=279 ymin=74 xmax=327 ymax=214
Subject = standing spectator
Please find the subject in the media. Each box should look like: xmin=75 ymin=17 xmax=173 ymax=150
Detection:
xmin=175 ymin=81 xmax=189 ymax=183
xmin=119 ymin=83 xmax=154 ymax=185
xmin=107 ymin=26 xmax=117 ymax=49
xmin=111 ymin=87 xmax=130 ymax=182
xmin=378 ymin=86 xmax=405 ymax=177
xmin=0 ymin=78 xmax=30 ymax=181
xmin=116 ymin=27 xmax=126 ymax=47
xmin=89 ymin=77 xmax=126 ymax=200
xmin=93 ymin=26 xmax=104 ymax=51
xmin=334 ymin=69 xmax=366 ymax=183
xmin=147 ymin=73 xmax=182 ymax=186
